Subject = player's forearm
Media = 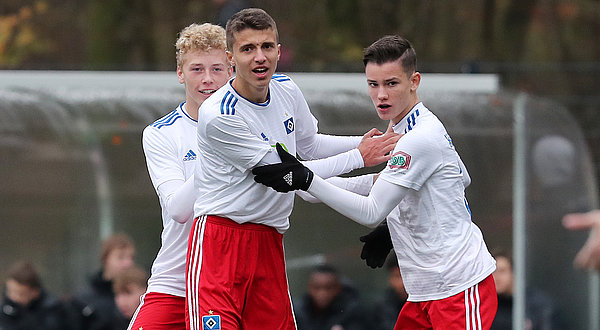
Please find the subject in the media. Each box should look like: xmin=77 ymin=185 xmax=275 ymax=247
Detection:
xmin=296 ymin=134 xmax=362 ymax=160
xmin=296 ymin=174 xmax=375 ymax=203
xmin=307 ymin=175 xmax=403 ymax=228
xmin=158 ymin=176 xmax=196 ymax=223
xmin=301 ymin=149 xmax=363 ymax=179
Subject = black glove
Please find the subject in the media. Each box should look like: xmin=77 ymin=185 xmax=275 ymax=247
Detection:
xmin=252 ymin=143 xmax=314 ymax=192
xmin=359 ymin=221 xmax=393 ymax=268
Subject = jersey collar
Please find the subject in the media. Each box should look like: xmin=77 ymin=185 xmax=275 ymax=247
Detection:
xmin=393 ymin=102 xmax=428 ymax=134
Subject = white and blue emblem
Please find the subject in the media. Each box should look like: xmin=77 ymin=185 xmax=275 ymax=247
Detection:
xmin=284 ymin=117 xmax=294 ymax=134
xmin=183 ymin=149 xmax=197 ymax=161
xmin=202 ymin=314 xmax=221 ymax=330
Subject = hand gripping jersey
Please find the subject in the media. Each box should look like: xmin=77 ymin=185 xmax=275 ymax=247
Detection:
xmin=142 ymin=102 xmax=196 ymax=297
xmin=193 ymin=75 xmax=319 ymax=233
xmin=379 ymin=102 xmax=496 ymax=302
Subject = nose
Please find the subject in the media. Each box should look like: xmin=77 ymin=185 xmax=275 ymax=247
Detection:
xmin=377 ymin=86 xmax=388 ymax=100
xmin=254 ymin=48 xmax=267 ymax=63
xmin=201 ymin=71 xmax=214 ymax=84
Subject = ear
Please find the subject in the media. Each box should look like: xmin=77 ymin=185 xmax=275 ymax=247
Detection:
xmin=176 ymin=66 xmax=185 ymax=84
xmin=410 ymin=72 xmax=421 ymax=92
xmin=226 ymin=50 xmax=235 ymax=67
xmin=277 ymin=44 xmax=281 ymax=61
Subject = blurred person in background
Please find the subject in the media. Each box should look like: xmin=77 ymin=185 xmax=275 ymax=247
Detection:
xmin=112 ymin=265 xmax=147 ymax=329
xmin=133 ymin=22 xmax=233 ymax=330
xmin=562 ymin=210 xmax=600 ymax=271
xmin=293 ymin=264 xmax=369 ymax=330
xmin=371 ymin=257 xmax=407 ymax=330
xmin=70 ymin=233 xmax=135 ymax=330
xmin=491 ymin=249 xmax=565 ymax=330
xmin=0 ymin=260 xmax=70 ymax=330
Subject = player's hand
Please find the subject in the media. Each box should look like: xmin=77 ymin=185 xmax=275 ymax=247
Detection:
xmin=563 ymin=210 xmax=600 ymax=271
xmin=359 ymin=221 xmax=393 ymax=268
xmin=358 ymin=121 xmax=401 ymax=167
xmin=253 ymin=143 xmax=314 ymax=192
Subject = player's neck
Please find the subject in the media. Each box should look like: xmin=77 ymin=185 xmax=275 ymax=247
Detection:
xmin=183 ymin=100 xmax=199 ymax=120
xmin=232 ymin=78 xmax=269 ymax=104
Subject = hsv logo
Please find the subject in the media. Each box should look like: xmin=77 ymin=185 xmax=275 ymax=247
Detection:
xmin=389 ymin=151 xmax=411 ymax=170
xmin=202 ymin=311 xmax=221 ymax=330
xmin=283 ymin=117 xmax=294 ymax=134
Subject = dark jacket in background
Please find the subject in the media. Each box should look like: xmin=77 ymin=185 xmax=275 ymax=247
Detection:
xmin=371 ymin=287 xmax=407 ymax=330
xmin=492 ymin=289 xmax=567 ymax=330
xmin=68 ymin=270 xmax=122 ymax=330
xmin=294 ymin=285 xmax=370 ymax=330
xmin=0 ymin=290 xmax=70 ymax=330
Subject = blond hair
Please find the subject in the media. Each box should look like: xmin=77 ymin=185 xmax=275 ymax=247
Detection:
xmin=175 ymin=23 xmax=227 ymax=67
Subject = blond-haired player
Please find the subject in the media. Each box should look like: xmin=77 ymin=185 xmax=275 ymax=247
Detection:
xmin=131 ymin=23 xmax=233 ymax=329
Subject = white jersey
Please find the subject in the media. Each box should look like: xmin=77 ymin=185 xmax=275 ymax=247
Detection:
xmin=194 ymin=75 xmax=319 ymax=233
xmin=379 ymin=102 xmax=496 ymax=302
xmin=142 ymin=102 xmax=196 ymax=297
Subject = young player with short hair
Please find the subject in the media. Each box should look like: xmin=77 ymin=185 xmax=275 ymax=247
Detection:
xmin=186 ymin=8 xmax=399 ymax=330
xmin=132 ymin=22 xmax=233 ymax=329
xmin=253 ymin=35 xmax=498 ymax=330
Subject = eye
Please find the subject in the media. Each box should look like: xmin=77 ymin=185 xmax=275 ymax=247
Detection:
xmin=387 ymin=81 xmax=398 ymax=87
xmin=368 ymin=82 xmax=378 ymax=87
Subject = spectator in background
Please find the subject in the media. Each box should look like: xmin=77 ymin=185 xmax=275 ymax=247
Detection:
xmin=70 ymin=233 xmax=135 ymax=330
xmin=562 ymin=210 xmax=600 ymax=271
xmin=491 ymin=249 xmax=565 ymax=330
xmin=0 ymin=260 xmax=70 ymax=330
xmin=112 ymin=265 xmax=148 ymax=329
xmin=293 ymin=264 xmax=369 ymax=330
xmin=371 ymin=257 xmax=407 ymax=330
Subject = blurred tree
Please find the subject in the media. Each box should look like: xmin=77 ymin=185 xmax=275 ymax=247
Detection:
xmin=0 ymin=1 xmax=51 ymax=68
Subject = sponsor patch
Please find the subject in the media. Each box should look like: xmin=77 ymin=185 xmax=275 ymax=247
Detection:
xmin=388 ymin=151 xmax=411 ymax=170
xmin=202 ymin=313 xmax=221 ymax=330
xmin=283 ymin=117 xmax=294 ymax=134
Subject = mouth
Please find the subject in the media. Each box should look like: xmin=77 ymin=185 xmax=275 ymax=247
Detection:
xmin=252 ymin=67 xmax=269 ymax=77
xmin=200 ymin=89 xmax=217 ymax=95
xmin=378 ymin=104 xmax=392 ymax=110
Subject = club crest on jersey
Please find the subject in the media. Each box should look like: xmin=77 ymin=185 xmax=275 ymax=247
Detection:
xmin=202 ymin=313 xmax=221 ymax=330
xmin=389 ymin=151 xmax=411 ymax=170
xmin=283 ymin=117 xmax=294 ymax=134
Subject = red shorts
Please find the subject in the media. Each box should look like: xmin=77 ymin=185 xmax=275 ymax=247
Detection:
xmin=128 ymin=292 xmax=186 ymax=330
xmin=394 ymin=274 xmax=497 ymax=330
xmin=186 ymin=215 xmax=296 ymax=330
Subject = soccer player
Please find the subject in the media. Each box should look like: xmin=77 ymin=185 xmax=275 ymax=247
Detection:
xmin=186 ymin=8 xmax=399 ymax=330
xmin=253 ymin=35 xmax=498 ymax=330
xmin=133 ymin=23 xmax=233 ymax=329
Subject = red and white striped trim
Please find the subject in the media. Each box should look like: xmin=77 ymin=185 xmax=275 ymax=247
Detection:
xmin=464 ymin=282 xmax=482 ymax=330
xmin=186 ymin=215 xmax=207 ymax=330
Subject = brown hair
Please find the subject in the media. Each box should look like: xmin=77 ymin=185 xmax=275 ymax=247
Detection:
xmin=363 ymin=35 xmax=417 ymax=77
xmin=112 ymin=265 xmax=147 ymax=294
xmin=225 ymin=8 xmax=278 ymax=51
xmin=100 ymin=233 xmax=134 ymax=264
xmin=5 ymin=261 xmax=41 ymax=289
